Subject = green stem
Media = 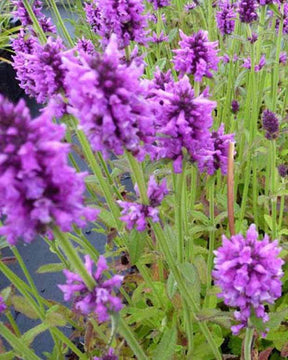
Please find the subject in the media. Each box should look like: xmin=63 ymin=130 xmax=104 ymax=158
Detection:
xmin=118 ymin=318 xmax=149 ymax=360
xmin=11 ymin=247 xmax=45 ymax=313
xmin=243 ymin=327 xmax=254 ymax=360
xmin=22 ymin=0 xmax=46 ymax=43
xmin=207 ymin=179 xmax=215 ymax=289
xmin=174 ymin=165 xmax=186 ymax=263
xmin=0 ymin=322 xmax=41 ymax=360
xmin=126 ymin=152 xmax=148 ymax=204
xmin=51 ymin=327 xmax=88 ymax=359
xmin=53 ymin=227 xmax=96 ymax=290
xmin=47 ymin=0 xmax=74 ymax=47
xmin=271 ymin=141 xmax=277 ymax=238
xmin=6 ymin=311 xmax=21 ymax=338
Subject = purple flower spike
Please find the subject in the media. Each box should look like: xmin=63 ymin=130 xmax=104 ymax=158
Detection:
xmin=262 ymin=109 xmax=279 ymax=140
xmin=147 ymin=0 xmax=171 ymax=10
xmin=231 ymin=100 xmax=239 ymax=114
xmin=173 ymin=30 xmax=219 ymax=82
xmin=0 ymin=297 xmax=6 ymax=313
xmin=12 ymin=36 xmax=65 ymax=103
xmin=63 ymin=35 xmax=154 ymax=160
xmin=117 ymin=176 xmax=168 ymax=231
xmin=84 ymin=0 xmax=148 ymax=48
xmin=238 ymin=0 xmax=258 ymax=23
xmin=213 ymin=224 xmax=284 ymax=334
xmin=94 ymin=348 xmax=118 ymax=360
xmin=216 ymin=1 xmax=236 ymax=36
xmin=0 ymin=97 xmax=98 ymax=245
xmin=59 ymin=256 xmax=123 ymax=321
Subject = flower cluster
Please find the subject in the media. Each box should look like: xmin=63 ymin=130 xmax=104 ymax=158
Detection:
xmin=147 ymin=0 xmax=171 ymax=10
xmin=216 ymin=1 xmax=236 ymax=36
xmin=12 ymin=0 xmax=55 ymax=33
xmin=238 ymin=0 xmax=258 ymax=23
xmin=84 ymin=0 xmax=148 ymax=48
xmin=213 ymin=224 xmax=283 ymax=334
xmin=63 ymin=35 xmax=154 ymax=160
xmin=0 ymin=97 xmax=98 ymax=244
xmin=262 ymin=110 xmax=279 ymax=140
xmin=59 ymin=256 xmax=123 ymax=321
xmin=117 ymin=176 xmax=168 ymax=231
xmin=147 ymin=75 xmax=234 ymax=174
xmin=173 ymin=30 xmax=219 ymax=82
xmin=13 ymin=36 xmax=65 ymax=103
xmin=242 ymin=55 xmax=266 ymax=72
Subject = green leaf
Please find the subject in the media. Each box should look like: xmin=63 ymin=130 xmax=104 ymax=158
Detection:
xmin=264 ymin=214 xmax=273 ymax=230
xmin=194 ymin=255 xmax=207 ymax=285
xmin=97 ymin=208 xmax=115 ymax=228
xmin=22 ymin=323 xmax=49 ymax=346
xmin=0 ymin=352 xmax=14 ymax=360
xmin=155 ymin=58 xmax=166 ymax=71
xmin=152 ymin=325 xmax=177 ymax=360
xmin=168 ymin=28 xmax=178 ymax=42
xmin=179 ymin=262 xmax=200 ymax=306
xmin=127 ymin=229 xmax=145 ymax=265
xmin=37 ymin=263 xmax=65 ymax=274
xmin=166 ymin=272 xmax=177 ymax=299
xmin=45 ymin=306 xmax=67 ymax=327
xmin=11 ymin=295 xmax=38 ymax=319
xmin=190 ymin=211 xmax=209 ymax=224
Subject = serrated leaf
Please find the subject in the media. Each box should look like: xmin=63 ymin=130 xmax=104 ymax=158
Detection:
xmin=166 ymin=272 xmax=177 ymax=299
xmin=127 ymin=229 xmax=145 ymax=265
xmin=194 ymin=255 xmax=207 ymax=285
xmin=22 ymin=323 xmax=49 ymax=346
xmin=37 ymin=263 xmax=65 ymax=274
xmin=267 ymin=309 xmax=288 ymax=328
xmin=11 ymin=296 xmax=38 ymax=319
xmin=97 ymin=208 xmax=115 ymax=228
xmin=152 ymin=325 xmax=177 ymax=360
xmin=191 ymin=211 xmax=209 ymax=224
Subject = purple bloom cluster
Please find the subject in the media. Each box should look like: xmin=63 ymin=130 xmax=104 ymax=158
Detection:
xmin=242 ymin=55 xmax=266 ymax=72
xmin=173 ymin=30 xmax=219 ymax=82
xmin=197 ymin=124 xmax=235 ymax=175
xmin=63 ymin=35 xmax=154 ymax=160
xmin=0 ymin=297 xmax=6 ymax=313
xmin=278 ymin=164 xmax=288 ymax=178
xmin=12 ymin=0 xmax=55 ymax=33
xmin=147 ymin=0 xmax=171 ymax=10
xmin=262 ymin=110 xmax=279 ymax=140
xmin=117 ymin=176 xmax=168 ymax=231
xmin=94 ymin=348 xmax=118 ymax=360
xmin=216 ymin=1 xmax=236 ymax=36
xmin=12 ymin=36 xmax=65 ymax=103
xmin=0 ymin=97 xmax=98 ymax=245
xmin=59 ymin=255 xmax=123 ymax=321
xmin=213 ymin=224 xmax=284 ymax=334
xmin=147 ymin=75 xmax=233 ymax=174
xmin=238 ymin=0 xmax=258 ymax=23
xmin=84 ymin=0 xmax=148 ymax=48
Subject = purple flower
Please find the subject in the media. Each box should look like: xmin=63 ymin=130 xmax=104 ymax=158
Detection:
xmin=231 ymin=100 xmax=239 ymax=114
xmin=216 ymin=1 xmax=236 ymax=36
xmin=279 ymin=52 xmax=287 ymax=64
xmin=258 ymin=0 xmax=275 ymax=4
xmin=197 ymin=124 xmax=235 ymax=175
xmin=238 ymin=0 xmax=258 ymax=23
xmin=147 ymin=76 xmax=217 ymax=173
xmin=94 ymin=348 xmax=118 ymax=360
xmin=242 ymin=55 xmax=266 ymax=72
xmin=59 ymin=256 xmax=123 ymax=321
xmin=84 ymin=0 xmax=148 ymax=48
xmin=117 ymin=176 xmax=168 ymax=231
xmin=173 ymin=30 xmax=219 ymax=81
xmin=12 ymin=0 xmax=56 ymax=33
xmin=62 ymin=35 xmax=154 ymax=160
xmin=77 ymin=38 xmax=96 ymax=56
xmin=147 ymin=31 xmax=169 ymax=43
xmin=248 ymin=32 xmax=258 ymax=43
xmin=12 ymin=36 xmax=65 ymax=103
xmin=0 ymin=97 xmax=98 ymax=245
xmin=147 ymin=0 xmax=170 ymax=10
xmin=184 ymin=2 xmax=198 ymax=12
xmin=262 ymin=110 xmax=279 ymax=139
xmin=278 ymin=164 xmax=288 ymax=177
xmin=213 ymin=224 xmax=284 ymax=334
xmin=0 ymin=297 xmax=6 ymax=313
